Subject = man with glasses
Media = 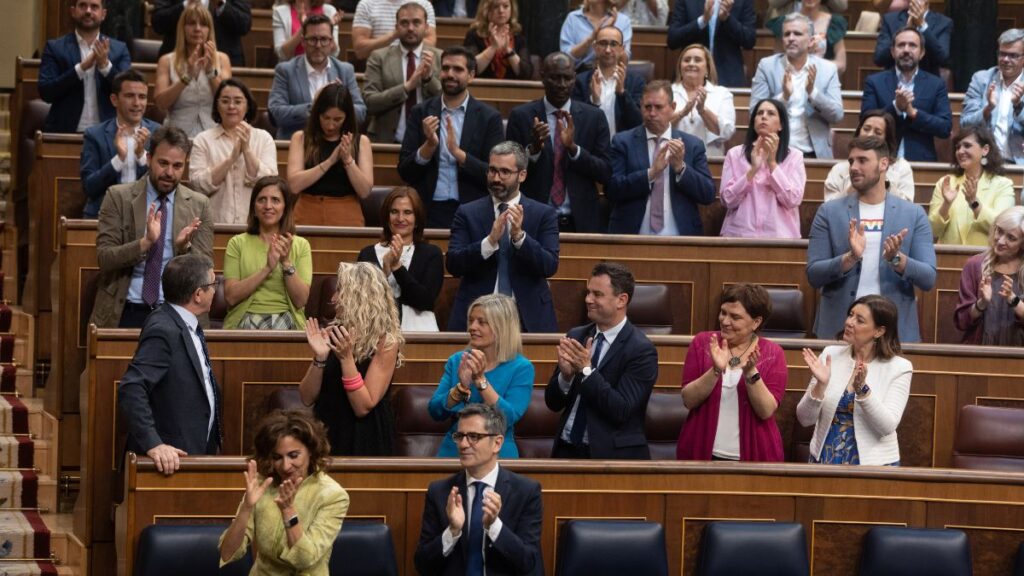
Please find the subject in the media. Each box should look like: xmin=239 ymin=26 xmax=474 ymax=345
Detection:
xmin=414 ymin=403 xmax=543 ymax=576
xmin=119 ymin=254 xmax=223 ymax=476
xmin=874 ymin=0 xmax=951 ymax=76
xmin=267 ymin=13 xmax=366 ymax=140
xmin=961 ymin=29 xmax=1024 ymax=165
xmin=572 ymin=27 xmax=645 ymax=138
xmin=445 ymin=141 xmax=559 ymax=333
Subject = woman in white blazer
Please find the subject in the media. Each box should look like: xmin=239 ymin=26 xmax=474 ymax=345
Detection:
xmin=797 ymin=295 xmax=912 ymax=466
xmin=272 ymin=0 xmax=341 ymax=61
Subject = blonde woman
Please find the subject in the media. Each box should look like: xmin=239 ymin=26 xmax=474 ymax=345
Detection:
xmin=671 ymin=44 xmax=735 ymax=157
xmin=154 ymin=3 xmax=232 ymax=138
xmin=955 ymin=206 xmax=1024 ymax=345
xmin=463 ymin=0 xmax=533 ymax=79
xmin=428 ymin=294 xmax=534 ymax=457
xmin=300 ymin=262 xmax=404 ymax=455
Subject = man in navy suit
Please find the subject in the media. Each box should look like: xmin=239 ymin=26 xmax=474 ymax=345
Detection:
xmin=445 ymin=141 xmax=559 ymax=333
xmin=607 ymin=80 xmax=715 ymax=236
xmin=862 ymin=27 xmax=952 ymax=162
xmin=433 ymin=0 xmax=479 ymax=17
xmin=151 ymin=0 xmax=252 ymax=67
xmin=38 ymin=0 xmax=132 ymax=133
xmin=414 ymin=403 xmax=542 ymax=576
xmin=572 ymin=26 xmax=645 ymax=137
xmin=118 ymin=254 xmax=222 ymax=475
xmin=399 ymin=46 xmax=505 ymax=229
xmin=506 ymin=52 xmax=611 ymax=233
xmin=874 ymin=0 xmax=951 ymax=76
xmin=80 ymin=70 xmax=162 ymax=219
xmin=546 ymin=262 xmax=658 ymax=459
xmin=667 ymin=0 xmax=757 ymax=88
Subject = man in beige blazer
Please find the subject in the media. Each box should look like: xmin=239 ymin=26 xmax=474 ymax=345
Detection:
xmin=91 ymin=126 xmax=214 ymax=329
xmin=363 ymin=2 xmax=442 ymax=144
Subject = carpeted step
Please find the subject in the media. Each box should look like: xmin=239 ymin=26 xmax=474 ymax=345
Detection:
xmin=0 ymin=510 xmax=50 ymax=560
xmin=0 ymin=472 xmax=39 ymax=509
xmin=0 ymin=561 xmax=58 ymax=575
xmin=0 ymin=437 xmax=33 ymax=469
xmin=0 ymin=396 xmax=29 ymax=436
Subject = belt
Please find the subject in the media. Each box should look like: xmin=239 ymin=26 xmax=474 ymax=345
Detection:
xmin=123 ymin=301 xmax=159 ymax=312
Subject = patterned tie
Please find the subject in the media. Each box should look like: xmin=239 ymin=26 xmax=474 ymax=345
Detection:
xmin=650 ymin=138 xmax=666 ymax=234
xmin=569 ymin=333 xmax=605 ymax=446
xmin=405 ymin=51 xmax=417 ymax=119
xmin=497 ymin=203 xmax=513 ymax=296
xmin=141 ymin=196 xmax=168 ymax=306
xmin=195 ymin=325 xmax=222 ymax=452
xmin=466 ymin=481 xmax=486 ymax=576
xmin=709 ymin=0 xmax=721 ymax=57
xmin=550 ymin=111 xmax=566 ymax=207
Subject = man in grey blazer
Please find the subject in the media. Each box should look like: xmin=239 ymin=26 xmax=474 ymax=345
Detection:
xmin=363 ymin=2 xmax=442 ymax=144
xmin=751 ymin=13 xmax=843 ymax=159
xmin=807 ymin=136 xmax=936 ymax=343
xmin=267 ymin=14 xmax=366 ymax=140
xmin=961 ymin=28 xmax=1024 ymax=165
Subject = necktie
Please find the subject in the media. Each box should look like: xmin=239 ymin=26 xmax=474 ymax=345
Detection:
xmin=195 ymin=325 xmax=222 ymax=452
xmin=650 ymin=138 xmax=666 ymax=234
xmin=550 ymin=111 xmax=566 ymax=207
xmin=141 ymin=196 xmax=168 ymax=306
xmin=709 ymin=0 xmax=721 ymax=57
xmin=496 ymin=203 xmax=513 ymax=296
xmin=405 ymin=51 xmax=417 ymax=119
xmin=466 ymin=481 xmax=486 ymax=576
xmin=569 ymin=333 xmax=605 ymax=446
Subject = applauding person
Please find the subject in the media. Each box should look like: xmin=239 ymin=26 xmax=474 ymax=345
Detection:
xmin=955 ymin=206 xmax=1024 ymax=345
xmin=824 ymin=110 xmax=915 ymax=202
xmin=272 ymin=0 xmax=343 ymax=60
xmin=560 ymin=0 xmax=633 ymax=71
xmin=671 ymin=44 xmax=735 ymax=157
xmin=465 ymin=0 xmax=533 ymax=79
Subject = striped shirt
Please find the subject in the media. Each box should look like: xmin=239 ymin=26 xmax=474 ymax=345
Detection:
xmin=352 ymin=0 xmax=436 ymax=38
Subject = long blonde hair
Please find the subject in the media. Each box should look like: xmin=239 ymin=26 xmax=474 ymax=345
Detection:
xmin=332 ymin=262 xmax=404 ymax=365
xmin=981 ymin=206 xmax=1024 ymax=288
xmin=471 ymin=0 xmax=523 ymax=37
xmin=172 ymin=4 xmax=221 ymax=80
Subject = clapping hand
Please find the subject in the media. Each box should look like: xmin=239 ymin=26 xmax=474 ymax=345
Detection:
xmin=481 ymin=490 xmax=502 ymax=528
xmin=326 ymin=324 xmax=355 ymax=361
xmin=529 ymin=116 xmax=550 ymax=154
xmin=848 ymin=218 xmax=867 ymax=261
xmin=740 ymin=341 xmax=760 ymax=375
xmin=444 ymin=116 xmax=466 ymax=164
xmin=998 ymin=274 xmax=1018 ymax=305
xmin=614 ymin=61 xmax=627 ymax=95
xmin=175 ymin=216 xmax=202 ymax=251
xmin=939 ymin=175 xmax=958 ymax=205
xmin=805 ymin=64 xmax=817 ymax=95
xmin=802 ymin=347 xmax=831 ymax=387
xmin=422 ymin=115 xmax=440 ymax=148
xmin=506 ymin=203 xmax=524 ymax=241
xmin=266 ymin=233 xmax=284 ymax=270
xmin=557 ymin=111 xmax=576 ymax=154
xmin=337 ymin=132 xmax=355 ymax=166
xmin=557 ymin=336 xmax=592 ymax=378
xmin=446 ymin=486 xmax=466 ymax=535
xmin=978 ymin=275 xmax=993 ymax=307
xmin=458 ymin=348 xmax=486 ymax=388
xmin=133 ymin=127 xmax=150 ymax=158
xmin=852 ymin=360 xmax=868 ymax=392
xmin=882 ymin=228 xmax=908 ymax=262
xmin=719 ymin=0 xmax=734 ymax=20
xmin=115 ymin=124 xmax=133 ymax=161
xmin=274 ymin=476 xmax=301 ymax=513
xmin=665 ymin=138 xmax=686 ymax=172
xmin=708 ymin=333 xmax=730 ymax=374
xmin=782 ymin=69 xmax=794 ymax=101
xmin=304 ymin=318 xmax=331 ymax=360
xmin=895 ymin=88 xmax=915 ymax=114
xmin=381 ymin=234 xmax=404 ymax=275
xmin=243 ymin=459 xmax=273 ymax=510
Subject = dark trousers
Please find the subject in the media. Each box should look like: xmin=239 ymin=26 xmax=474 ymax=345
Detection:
xmin=119 ymin=301 xmax=156 ymax=328
xmin=427 ymin=200 xmax=461 ymax=230
xmin=552 ymin=438 xmax=591 ymax=459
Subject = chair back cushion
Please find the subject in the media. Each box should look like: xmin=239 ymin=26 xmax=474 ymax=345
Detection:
xmin=858 ymin=527 xmax=971 ymax=576
xmin=627 ymin=283 xmax=673 ymax=335
xmin=761 ymin=288 xmax=806 ymax=339
xmin=134 ymin=524 xmax=252 ymax=576
xmin=696 ymin=521 xmax=808 ymax=576
xmin=645 ymin=390 xmax=687 ymax=460
xmin=558 ymin=520 xmax=668 ymax=576
xmin=392 ymin=386 xmax=449 ymax=456
xmin=514 ymin=388 xmax=560 ymax=458
xmin=330 ymin=521 xmax=398 ymax=576
xmin=952 ymin=404 xmax=1024 ymax=471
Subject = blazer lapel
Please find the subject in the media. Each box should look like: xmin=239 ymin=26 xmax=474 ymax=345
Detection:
xmin=634 ymin=127 xmax=651 ymax=170
xmin=131 ymin=179 xmax=149 ymax=242
xmin=597 ymin=320 xmax=632 ymax=370
xmin=166 ymin=305 xmax=207 ymax=386
xmin=172 ymin=188 xmax=190 ymax=253
xmin=104 ymin=120 xmax=119 ymax=159
xmin=294 ymin=59 xmax=311 ymax=104
xmin=459 ymin=97 xmax=477 ymax=149
xmin=456 ymin=473 xmax=470 ymax=558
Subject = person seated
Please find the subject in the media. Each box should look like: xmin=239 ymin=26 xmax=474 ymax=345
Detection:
xmin=357 ymin=187 xmax=444 ymax=331
xmin=798 ymin=295 xmax=912 ymax=466
xmin=874 ymin=0 xmax=951 ymax=76
xmin=571 ymin=26 xmax=645 ymax=138
xmin=928 ymin=126 xmax=1015 ymax=246
xmin=719 ymin=98 xmax=805 ymax=239
xmin=352 ymin=0 xmax=437 ymax=61
xmin=463 ymin=0 xmax=533 ymax=80
xmin=80 ymin=69 xmax=161 ymax=219
xmin=222 ymin=176 xmax=311 ymax=330
xmin=677 ymin=283 xmax=787 ymax=462
xmin=955 ymin=206 xmax=1024 ymax=345
xmin=619 ymin=0 xmax=668 ymax=25
xmin=219 ymin=410 xmax=349 ymax=575
xmin=670 ymin=44 xmax=735 ymax=157
xmin=189 ymin=79 xmax=278 ymax=225
xmin=961 ymin=29 xmax=1024 ymax=166
xmin=429 ymin=294 xmax=534 ymax=458
xmin=153 ymin=4 xmax=232 ymax=139
xmin=824 ymin=109 xmax=915 ymax=202
xmin=300 ymin=262 xmax=404 ymax=455
xmin=560 ymin=0 xmax=633 ymax=71
xmin=272 ymin=0 xmax=343 ymax=61
xmin=666 ymin=0 xmax=757 ymax=88
xmin=286 ymin=83 xmax=374 ymax=227
xmin=767 ymin=0 xmax=848 ymax=75
xmin=38 ymin=0 xmax=131 ymax=133
xmin=152 ymin=0 xmax=252 ymax=67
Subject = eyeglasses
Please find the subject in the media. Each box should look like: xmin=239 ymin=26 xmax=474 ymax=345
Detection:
xmin=487 ymin=167 xmax=521 ymax=178
xmin=217 ymin=98 xmax=246 ymax=108
xmin=999 ymin=51 xmax=1024 ymax=61
xmin=452 ymin=432 xmax=498 ymax=445
xmin=304 ymin=36 xmax=333 ymax=46
xmin=199 ymin=279 xmax=220 ymax=291
xmin=595 ymin=40 xmax=622 ymax=49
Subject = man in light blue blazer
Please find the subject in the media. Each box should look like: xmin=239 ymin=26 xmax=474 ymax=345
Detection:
xmin=267 ymin=14 xmax=366 ymax=140
xmin=750 ymin=13 xmax=843 ymax=159
xmin=961 ymin=29 xmax=1024 ymax=165
xmin=807 ymin=136 xmax=936 ymax=343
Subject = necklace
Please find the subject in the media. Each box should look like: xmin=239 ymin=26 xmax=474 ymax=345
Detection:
xmin=728 ymin=337 xmax=756 ymax=368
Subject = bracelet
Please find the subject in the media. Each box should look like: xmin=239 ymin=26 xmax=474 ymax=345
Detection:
xmin=712 ymin=366 xmax=723 ymax=377
xmin=341 ymin=374 xmax=365 ymax=391
xmin=311 ymin=357 xmax=327 ymax=369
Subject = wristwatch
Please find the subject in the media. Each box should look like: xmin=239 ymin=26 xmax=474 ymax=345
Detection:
xmin=285 ymin=514 xmax=299 ymax=528
xmin=969 ymin=200 xmax=980 ymax=210
xmin=889 ymin=253 xmax=902 ymax=267
xmin=581 ymin=366 xmax=594 ymax=377
xmin=745 ymin=372 xmax=762 ymax=385
xmin=1011 ymin=295 xmax=1022 ymax=308
xmin=476 ymin=378 xmax=490 ymax=391
xmin=282 ymin=264 xmax=297 ymax=277
xmin=181 ymin=73 xmax=192 ymax=85
xmin=856 ymin=384 xmax=871 ymax=397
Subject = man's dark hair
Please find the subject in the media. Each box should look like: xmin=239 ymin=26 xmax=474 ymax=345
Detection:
xmin=111 ymin=69 xmax=146 ymax=95
xmin=162 ymin=254 xmax=213 ymax=306
xmin=441 ymin=45 xmax=477 ymax=75
xmin=302 ymin=13 xmax=333 ymax=35
xmin=395 ymin=1 xmax=428 ymax=21
xmin=642 ymin=79 xmax=674 ymax=101
xmin=591 ymin=261 xmax=635 ymax=303
xmin=848 ymin=135 xmax=890 ymax=160
xmin=458 ymin=403 xmax=507 ymax=436
xmin=149 ymin=126 xmax=192 ymax=157
xmin=893 ymin=26 xmax=924 ymax=47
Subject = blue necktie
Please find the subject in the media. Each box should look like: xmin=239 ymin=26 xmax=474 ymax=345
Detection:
xmin=569 ymin=333 xmax=605 ymax=446
xmin=709 ymin=0 xmax=721 ymax=57
xmin=195 ymin=326 xmax=222 ymax=451
xmin=466 ymin=481 xmax=486 ymax=576
xmin=497 ymin=203 xmax=513 ymax=296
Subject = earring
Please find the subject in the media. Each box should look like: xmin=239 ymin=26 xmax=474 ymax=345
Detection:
xmin=981 ymin=155 xmax=989 ymax=166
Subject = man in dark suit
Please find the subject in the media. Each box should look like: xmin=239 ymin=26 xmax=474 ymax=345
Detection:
xmin=399 ymin=46 xmax=505 ymax=229
xmin=667 ymin=0 xmax=757 ymax=88
xmin=38 ymin=0 xmax=132 ymax=133
xmin=433 ymin=0 xmax=479 ymax=17
xmin=151 ymin=0 xmax=252 ymax=67
xmin=414 ymin=403 xmax=542 ymax=576
xmin=874 ymin=0 xmax=951 ymax=76
xmin=571 ymin=26 xmax=645 ymax=137
xmin=80 ymin=69 xmax=161 ymax=218
xmin=546 ymin=262 xmax=658 ymax=459
xmin=607 ymin=80 xmax=715 ymax=236
xmin=506 ymin=52 xmax=611 ymax=233
xmin=446 ymin=141 xmax=559 ymax=333
xmin=118 ymin=253 xmax=222 ymax=475
xmin=862 ymin=27 xmax=952 ymax=162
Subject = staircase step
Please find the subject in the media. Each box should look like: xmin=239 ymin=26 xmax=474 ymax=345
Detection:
xmin=41 ymin=513 xmax=82 ymax=571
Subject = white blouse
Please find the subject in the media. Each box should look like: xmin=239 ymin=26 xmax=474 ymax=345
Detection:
xmin=672 ymin=82 xmax=736 ymax=157
xmin=823 ymin=157 xmax=916 ymax=203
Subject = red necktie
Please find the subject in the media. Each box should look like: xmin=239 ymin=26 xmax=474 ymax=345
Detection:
xmin=405 ymin=51 xmax=417 ymax=118
xmin=551 ymin=111 xmax=566 ymax=206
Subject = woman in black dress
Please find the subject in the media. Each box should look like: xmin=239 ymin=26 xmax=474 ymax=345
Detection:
xmin=463 ymin=0 xmax=533 ymax=79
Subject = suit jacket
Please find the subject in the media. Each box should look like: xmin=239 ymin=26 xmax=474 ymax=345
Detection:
xmin=118 ymin=304 xmax=221 ymax=456
xmin=961 ymin=66 xmax=1024 ymax=165
xmin=414 ymin=467 xmax=543 ymax=576
xmin=667 ymin=0 xmax=756 ymax=88
xmin=861 ymin=68 xmax=952 ymax=162
xmin=751 ymin=54 xmax=844 ymax=159
xmin=38 ymin=33 xmax=131 ymax=133
xmin=505 ymin=99 xmax=612 ymax=233
xmin=571 ymin=70 xmax=646 ymax=134
xmin=357 ymin=241 xmax=445 ymax=313
xmin=90 ymin=178 xmax=215 ymax=328
xmin=606 ymin=126 xmax=715 ymax=235
xmin=433 ymin=0 xmax=480 ymax=17
xmin=873 ymin=10 xmax=952 ymax=75
xmin=806 ymin=193 xmax=937 ymax=343
xmin=397 ymin=95 xmax=505 ymax=215
xmin=80 ymin=117 xmax=162 ymax=219
xmin=445 ymin=195 xmax=559 ymax=333
xmin=267 ymin=55 xmax=367 ymax=140
xmin=545 ymin=320 xmax=659 ymax=459
xmin=362 ymin=44 xmax=443 ymax=144
xmin=151 ymin=0 xmax=252 ymax=66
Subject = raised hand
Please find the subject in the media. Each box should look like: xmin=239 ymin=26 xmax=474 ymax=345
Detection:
xmin=940 ymin=175 xmax=957 ymax=205
xmin=848 ymin=218 xmax=867 ymax=260
xmin=666 ymin=138 xmax=686 ymax=172
xmin=487 ymin=208 xmax=509 ymax=245
xmin=782 ymin=70 xmax=793 ymax=101
xmin=175 ymin=216 xmax=202 ymax=250
xmin=115 ymin=124 xmax=132 ymax=161
xmin=557 ymin=111 xmax=576 ymax=152
xmin=134 ymin=127 xmax=150 ymax=157
xmin=481 ymin=490 xmax=502 ymax=528
xmin=558 ymin=336 xmax=592 ymax=376
xmin=337 ymin=132 xmax=355 ymax=166
xmin=703 ymin=0 xmax=715 ymax=23
xmin=276 ymin=234 xmax=294 ymax=265
xmin=93 ymin=38 xmax=111 ymax=70
xmin=331 ymin=9 xmax=345 ymax=28
xmin=963 ymin=175 xmax=979 ymax=205
xmin=708 ymin=333 xmax=730 ymax=373
xmin=266 ymin=233 xmax=284 ymax=269
xmin=145 ymin=202 xmax=164 ymax=245
xmin=326 ymin=324 xmax=355 ymax=361
xmin=650 ymin=142 xmax=671 ymax=176
xmin=422 ymin=115 xmax=440 ymax=148
xmin=382 ymin=233 xmax=404 ymax=274
xmin=614 ymin=61 xmax=627 ymax=95
xmin=446 ymin=486 xmax=465 ymax=534
xmin=882 ymin=228 xmax=908 ymax=261
xmin=590 ymin=69 xmax=602 ymax=104
xmin=998 ymin=274 xmax=1018 ymax=304
xmin=895 ymin=88 xmax=914 ymax=113
xmin=444 ymin=115 xmax=466 ymax=163
xmin=243 ymin=459 xmax=273 ymax=510
xmin=1011 ymin=83 xmax=1024 ymax=107
xmin=719 ymin=0 xmax=735 ymax=20
xmin=749 ymin=137 xmax=765 ymax=171
xmin=304 ymin=318 xmax=331 ymax=360
xmin=457 ymin=349 xmax=480 ymax=388
xmin=274 ymin=476 xmax=301 ymax=513
xmin=740 ymin=340 xmax=760 ymax=375
xmin=987 ymin=83 xmax=999 ymax=109
xmin=203 ymin=41 xmax=217 ymax=73
xmin=490 ymin=22 xmax=509 ymax=52
xmin=529 ymin=116 xmax=549 ymax=154
xmin=805 ymin=64 xmax=817 ymax=95
xmin=978 ymin=275 xmax=993 ymax=306
xmin=694 ymin=86 xmax=707 ymax=114
xmin=506 ymin=203 xmax=525 ymax=240
xmin=802 ymin=347 xmax=832 ymax=387
xmin=419 ymin=50 xmax=435 ymax=79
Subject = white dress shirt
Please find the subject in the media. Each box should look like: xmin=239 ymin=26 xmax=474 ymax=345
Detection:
xmin=75 ymin=31 xmax=114 ymax=132
xmin=558 ymin=315 xmax=629 ymax=444
xmin=305 ymin=57 xmax=330 ymax=102
xmin=110 ymin=123 xmax=149 ymax=183
xmin=441 ymin=463 xmax=504 ymax=559
xmin=639 ymin=126 xmax=681 ymax=235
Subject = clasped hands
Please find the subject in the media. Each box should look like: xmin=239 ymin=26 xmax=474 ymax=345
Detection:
xmin=447 ymin=484 xmax=502 ymax=536
xmin=487 ymin=203 xmax=524 ymax=246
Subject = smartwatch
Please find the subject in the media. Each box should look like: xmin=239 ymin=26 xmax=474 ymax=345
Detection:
xmin=285 ymin=514 xmax=299 ymax=528
xmin=969 ymin=200 xmax=980 ymax=210
xmin=1011 ymin=295 xmax=1022 ymax=308
xmin=745 ymin=372 xmax=762 ymax=385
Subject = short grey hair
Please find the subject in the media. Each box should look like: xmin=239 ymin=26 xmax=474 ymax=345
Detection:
xmin=458 ymin=403 xmax=507 ymax=436
xmin=490 ymin=140 xmax=527 ymax=171
xmin=999 ymin=28 xmax=1024 ymax=47
xmin=782 ymin=12 xmax=814 ymax=37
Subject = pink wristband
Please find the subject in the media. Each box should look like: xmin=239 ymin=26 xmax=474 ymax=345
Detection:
xmin=341 ymin=374 xmax=365 ymax=391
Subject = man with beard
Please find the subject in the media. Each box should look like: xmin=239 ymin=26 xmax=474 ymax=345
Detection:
xmin=38 ymin=0 xmax=132 ymax=133
xmin=506 ymin=52 xmax=612 ymax=233
xmin=363 ymin=2 xmax=443 ymax=144
xmin=267 ymin=14 xmax=366 ymax=140
xmin=807 ymin=136 xmax=936 ymax=342
xmin=874 ymin=0 xmax=951 ymax=76
xmin=862 ymin=27 xmax=952 ymax=162
xmin=91 ymin=126 xmax=214 ymax=329
xmin=399 ymin=46 xmax=505 ymax=229
xmin=80 ymin=69 xmax=162 ymax=219
xmin=444 ymin=141 xmax=559 ymax=333
xmin=961 ymin=29 xmax=1024 ymax=165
